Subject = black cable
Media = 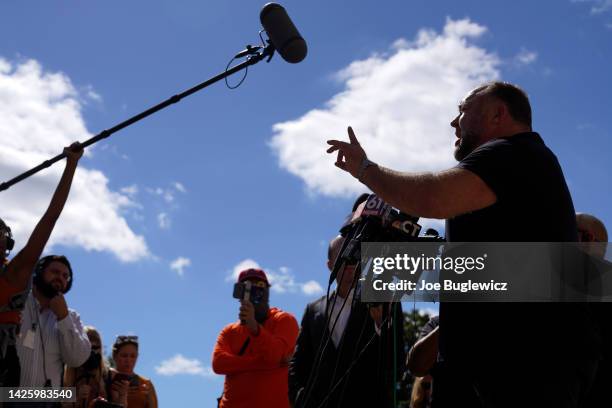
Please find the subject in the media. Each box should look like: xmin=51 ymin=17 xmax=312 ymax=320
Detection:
xmin=300 ymin=219 xmax=373 ymax=408
xmin=323 ymin=271 xmax=365 ymax=408
xmin=224 ymin=56 xmax=249 ymax=89
xmin=298 ymin=228 xmax=360 ymax=408
xmin=299 ymin=267 xmax=354 ymax=408
xmin=334 ymin=299 xmax=370 ymax=407
xmin=314 ymin=314 xmax=392 ymax=408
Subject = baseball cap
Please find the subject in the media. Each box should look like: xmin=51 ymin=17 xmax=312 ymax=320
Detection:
xmin=237 ymin=268 xmax=270 ymax=286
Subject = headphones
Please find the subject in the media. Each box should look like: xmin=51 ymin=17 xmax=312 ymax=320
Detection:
xmin=0 ymin=218 xmax=15 ymax=257
xmin=33 ymin=255 xmax=73 ymax=294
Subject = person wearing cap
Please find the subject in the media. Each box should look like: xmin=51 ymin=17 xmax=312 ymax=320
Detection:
xmin=212 ymin=268 xmax=299 ymax=408
xmin=15 ymin=255 xmax=91 ymax=390
xmin=0 ymin=142 xmax=84 ymax=387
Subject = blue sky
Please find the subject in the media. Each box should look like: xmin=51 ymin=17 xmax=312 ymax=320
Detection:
xmin=0 ymin=0 xmax=611 ymax=405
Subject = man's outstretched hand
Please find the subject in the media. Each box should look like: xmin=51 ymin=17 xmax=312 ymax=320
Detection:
xmin=326 ymin=126 xmax=366 ymax=178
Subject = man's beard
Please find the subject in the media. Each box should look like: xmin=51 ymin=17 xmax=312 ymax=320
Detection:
xmin=35 ymin=279 xmax=60 ymax=299
xmin=254 ymin=302 xmax=270 ymax=324
xmin=454 ymin=130 xmax=481 ymax=161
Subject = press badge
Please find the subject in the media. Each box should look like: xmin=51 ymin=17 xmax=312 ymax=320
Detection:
xmin=22 ymin=328 xmax=35 ymax=349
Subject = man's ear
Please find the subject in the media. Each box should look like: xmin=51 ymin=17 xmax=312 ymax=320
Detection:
xmin=490 ymin=101 xmax=506 ymax=125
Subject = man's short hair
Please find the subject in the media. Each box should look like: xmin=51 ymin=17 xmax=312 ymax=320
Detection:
xmin=475 ymin=81 xmax=532 ymax=129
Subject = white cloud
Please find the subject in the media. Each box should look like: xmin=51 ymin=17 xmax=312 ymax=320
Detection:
xmin=227 ymin=258 xmax=261 ymax=282
xmin=227 ymin=259 xmax=324 ymax=296
xmin=174 ymin=182 xmax=187 ymax=193
xmin=301 ymin=280 xmax=325 ymax=296
xmin=82 ymin=84 xmax=102 ymax=103
xmin=157 ymin=212 xmax=171 ymax=229
xmin=573 ymin=0 xmax=612 ymax=13
xmin=269 ymin=18 xmax=500 ymax=198
xmin=147 ymin=186 xmax=176 ymax=203
xmin=120 ymin=184 xmax=138 ymax=197
xmin=0 ymin=58 xmax=148 ymax=262
xmin=514 ymin=48 xmax=538 ymax=65
xmin=170 ymin=257 xmax=191 ymax=276
xmin=155 ymin=354 xmax=215 ymax=377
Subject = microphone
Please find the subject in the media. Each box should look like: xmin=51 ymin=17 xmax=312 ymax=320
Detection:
xmin=260 ymin=3 xmax=307 ymax=63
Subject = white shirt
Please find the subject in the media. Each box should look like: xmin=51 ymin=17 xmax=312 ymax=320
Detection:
xmin=328 ymin=290 xmax=355 ymax=348
xmin=328 ymin=289 xmax=382 ymax=348
xmin=16 ymin=293 xmax=91 ymax=387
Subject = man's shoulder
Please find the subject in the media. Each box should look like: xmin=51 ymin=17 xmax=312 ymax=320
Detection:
xmin=220 ymin=321 xmax=242 ymax=333
xmin=468 ymin=132 xmax=545 ymax=157
xmin=269 ymin=307 xmax=298 ymax=323
xmin=306 ymin=295 xmax=327 ymax=311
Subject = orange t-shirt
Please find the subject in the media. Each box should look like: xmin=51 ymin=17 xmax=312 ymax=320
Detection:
xmin=212 ymin=307 xmax=299 ymax=408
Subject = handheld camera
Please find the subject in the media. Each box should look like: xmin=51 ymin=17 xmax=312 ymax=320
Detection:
xmin=232 ymin=281 xmax=266 ymax=304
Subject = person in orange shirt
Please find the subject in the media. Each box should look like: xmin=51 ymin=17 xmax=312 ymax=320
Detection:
xmin=212 ymin=268 xmax=299 ymax=408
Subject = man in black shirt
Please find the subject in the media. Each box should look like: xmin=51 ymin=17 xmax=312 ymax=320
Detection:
xmin=326 ymin=81 xmax=599 ymax=407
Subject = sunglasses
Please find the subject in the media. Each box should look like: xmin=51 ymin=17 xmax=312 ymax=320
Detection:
xmin=115 ymin=335 xmax=139 ymax=345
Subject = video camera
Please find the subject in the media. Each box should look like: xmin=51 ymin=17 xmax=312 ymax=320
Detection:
xmin=232 ymin=281 xmax=266 ymax=304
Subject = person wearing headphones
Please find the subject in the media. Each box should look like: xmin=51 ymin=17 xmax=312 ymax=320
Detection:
xmin=0 ymin=142 xmax=84 ymax=387
xmin=15 ymin=255 xmax=91 ymax=390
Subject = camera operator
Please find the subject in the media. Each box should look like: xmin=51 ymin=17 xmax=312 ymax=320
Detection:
xmin=212 ymin=268 xmax=299 ymax=408
xmin=289 ymin=235 xmax=404 ymax=408
xmin=0 ymin=143 xmax=83 ymax=387
xmin=15 ymin=255 xmax=91 ymax=394
xmin=327 ymin=81 xmax=599 ymax=407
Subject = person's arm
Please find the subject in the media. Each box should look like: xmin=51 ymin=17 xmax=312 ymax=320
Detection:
xmin=147 ymin=380 xmax=158 ymax=408
xmin=289 ymin=306 xmax=312 ymax=404
xmin=326 ymin=127 xmax=496 ymax=219
xmin=248 ymin=312 xmax=299 ymax=365
xmin=58 ymin=309 xmax=92 ymax=367
xmin=406 ymin=326 xmax=439 ymax=377
xmin=6 ymin=143 xmax=83 ymax=290
xmin=211 ymin=326 xmax=280 ymax=375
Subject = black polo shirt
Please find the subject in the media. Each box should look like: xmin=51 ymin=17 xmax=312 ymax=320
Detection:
xmin=442 ymin=132 xmax=599 ymax=370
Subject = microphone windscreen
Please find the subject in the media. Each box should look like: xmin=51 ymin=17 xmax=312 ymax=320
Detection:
xmin=260 ymin=3 xmax=307 ymax=63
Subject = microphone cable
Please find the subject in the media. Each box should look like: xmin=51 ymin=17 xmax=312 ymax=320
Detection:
xmin=313 ymin=313 xmax=393 ymax=408
xmin=298 ymin=225 xmax=363 ymax=408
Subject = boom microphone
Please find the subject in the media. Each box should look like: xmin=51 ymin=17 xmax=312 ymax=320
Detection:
xmin=260 ymin=3 xmax=307 ymax=63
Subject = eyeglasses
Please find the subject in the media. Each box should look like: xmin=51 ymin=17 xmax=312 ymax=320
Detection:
xmin=115 ymin=335 xmax=138 ymax=345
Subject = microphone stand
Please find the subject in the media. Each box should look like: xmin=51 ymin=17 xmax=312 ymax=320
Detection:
xmin=0 ymin=43 xmax=275 ymax=192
